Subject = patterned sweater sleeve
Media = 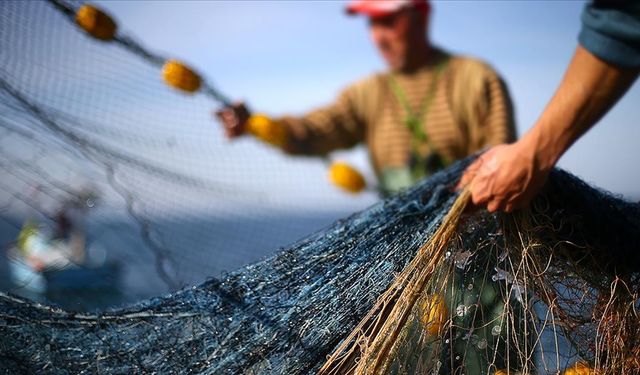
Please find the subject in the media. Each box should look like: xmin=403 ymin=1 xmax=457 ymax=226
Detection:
xmin=275 ymin=77 xmax=375 ymax=156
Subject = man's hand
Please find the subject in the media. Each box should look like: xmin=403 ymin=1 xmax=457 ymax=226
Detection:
xmin=460 ymin=45 xmax=639 ymax=213
xmin=214 ymin=102 xmax=251 ymax=139
xmin=459 ymin=141 xmax=551 ymax=213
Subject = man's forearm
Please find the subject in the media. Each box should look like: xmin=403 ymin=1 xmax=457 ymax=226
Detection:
xmin=522 ymin=45 xmax=639 ymax=171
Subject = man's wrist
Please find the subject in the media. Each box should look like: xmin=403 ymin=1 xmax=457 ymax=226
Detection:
xmin=519 ymin=126 xmax=560 ymax=174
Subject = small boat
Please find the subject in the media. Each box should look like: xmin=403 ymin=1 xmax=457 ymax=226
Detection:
xmin=6 ymin=240 xmax=121 ymax=309
xmin=43 ymin=261 xmax=120 ymax=291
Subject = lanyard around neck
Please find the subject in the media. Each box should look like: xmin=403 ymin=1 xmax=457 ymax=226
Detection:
xmin=389 ymin=59 xmax=449 ymax=145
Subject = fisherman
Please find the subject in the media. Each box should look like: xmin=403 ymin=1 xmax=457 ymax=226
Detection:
xmin=216 ymin=4 xmax=518 ymax=368
xmin=51 ymin=194 xmax=89 ymax=264
xmin=461 ymin=1 xmax=640 ymax=212
xmin=217 ymin=0 xmax=516 ymax=195
xmin=14 ymin=191 xmax=94 ymax=271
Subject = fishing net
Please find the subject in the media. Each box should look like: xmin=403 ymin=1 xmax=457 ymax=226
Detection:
xmin=1 ymin=162 xmax=640 ymax=374
xmin=2 ymin=1 xmax=640 ymax=374
xmin=0 ymin=0 xmax=376 ymax=304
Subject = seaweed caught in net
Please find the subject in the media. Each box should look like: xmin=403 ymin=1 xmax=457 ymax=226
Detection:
xmin=1 ymin=163 xmax=640 ymax=374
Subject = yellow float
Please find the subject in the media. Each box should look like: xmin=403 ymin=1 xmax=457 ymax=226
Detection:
xmin=75 ymin=4 xmax=117 ymax=41
xmin=328 ymin=162 xmax=366 ymax=194
xmin=162 ymin=60 xmax=202 ymax=93
xmin=246 ymin=114 xmax=288 ymax=148
xmin=419 ymin=294 xmax=447 ymax=335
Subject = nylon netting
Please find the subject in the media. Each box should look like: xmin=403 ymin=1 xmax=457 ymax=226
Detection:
xmin=1 ymin=164 xmax=639 ymax=374
xmin=1 ymin=1 xmax=640 ymax=375
xmin=0 ymin=0 xmax=376 ymax=306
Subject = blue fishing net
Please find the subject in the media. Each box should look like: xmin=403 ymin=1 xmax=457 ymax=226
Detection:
xmin=1 ymin=163 xmax=639 ymax=374
xmin=1 ymin=1 xmax=639 ymax=374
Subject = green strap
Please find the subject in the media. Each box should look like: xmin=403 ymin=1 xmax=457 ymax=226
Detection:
xmin=388 ymin=59 xmax=448 ymax=149
xmin=379 ymin=59 xmax=451 ymax=194
xmin=388 ymin=59 xmax=451 ymax=183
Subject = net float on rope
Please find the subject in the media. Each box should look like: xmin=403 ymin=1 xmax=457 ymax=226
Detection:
xmin=328 ymin=162 xmax=366 ymax=194
xmin=420 ymin=294 xmax=447 ymax=335
xmin=246 ymin=114 xmax=288 ymax=148
xmin=162 ymin=60 xmax=202 ymax=93
xmin=75 ymin=4 xmax=117 ymax=41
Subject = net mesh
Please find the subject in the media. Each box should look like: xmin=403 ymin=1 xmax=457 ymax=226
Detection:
xmin=0 ymin=0 xmax=376 ymax=303
xmin=1 ymin=1 xmax=640 ymax=374
xmin=1 ymin=165 xmax=639 ymax=374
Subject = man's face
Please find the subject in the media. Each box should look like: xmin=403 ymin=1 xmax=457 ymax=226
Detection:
xmin=369 ymin=8 xmax=426 ymax=71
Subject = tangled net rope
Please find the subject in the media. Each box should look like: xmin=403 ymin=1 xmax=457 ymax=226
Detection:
xmin=1 ymin=161 xmax=639 ymax=374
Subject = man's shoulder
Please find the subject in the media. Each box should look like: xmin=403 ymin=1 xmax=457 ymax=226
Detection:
xmin=339 ymin=72 xmax=388 ymax=104
xmin=449 ymin=54 xmax=500 ymax=78
xmin=346 ymin=72 xmax=388 ymax=92
xmin=339 ymin=72 xmax=388 ymax=121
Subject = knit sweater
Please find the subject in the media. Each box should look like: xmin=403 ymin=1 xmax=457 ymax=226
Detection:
xmin=277 ymin=49 xmax=516 ymax=191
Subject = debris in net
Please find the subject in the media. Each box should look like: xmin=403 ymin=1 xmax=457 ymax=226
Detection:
xmin=511 ymin=281 xmax=525 ymax=305
xmin=492 ymin=267 xmax=514 ymax=283
xmin=453 ymin=250 xmax=473 ymax=269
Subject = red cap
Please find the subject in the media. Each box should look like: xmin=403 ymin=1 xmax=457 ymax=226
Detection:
xmin=346 ymin=0 xmax=429 ymax=18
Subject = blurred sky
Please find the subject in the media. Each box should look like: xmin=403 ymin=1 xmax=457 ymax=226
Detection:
xmin=96 ymin=0 xmax=640 ymax=200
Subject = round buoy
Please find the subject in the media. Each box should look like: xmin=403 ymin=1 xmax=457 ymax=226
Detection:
xmin=75 ymin=4 xmax=117 ymax=41
xmin=328 ymin=162 xmax=366 ymax=194
xmin=419 ymin=294 xmax=447 ymax=335
xmin=162 ymin=60 xmax=202 ymax=93
xmin=246 ymin=114 xmax=287 ymax=147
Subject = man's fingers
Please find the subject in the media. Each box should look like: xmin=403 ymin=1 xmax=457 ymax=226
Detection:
xmin=457 ymin=170 xmax=473 ymax=190
xmin=462 ymin=159 xmax=483 ymax=182
xmin=214 ymin=108 xmax=232 ymax=122
xmin=457 ymin=158 xmax=484 ymax=191
xmin=471 ymin=190 xmax=486 ymax=206
xmin=469 ymin=173 xmax=494 ymax=206
xmin=487 ymin=198 xmax=505 ymax=213
xmin=487 ymin=201 xmax=499 ymax=213
xmin=458 ymin=166 xmax=474 ymax=187
xmin=214 ymin=110 xmax=229 ymax=124
xmin=214 ymin=103 xmax=249 ymax=140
